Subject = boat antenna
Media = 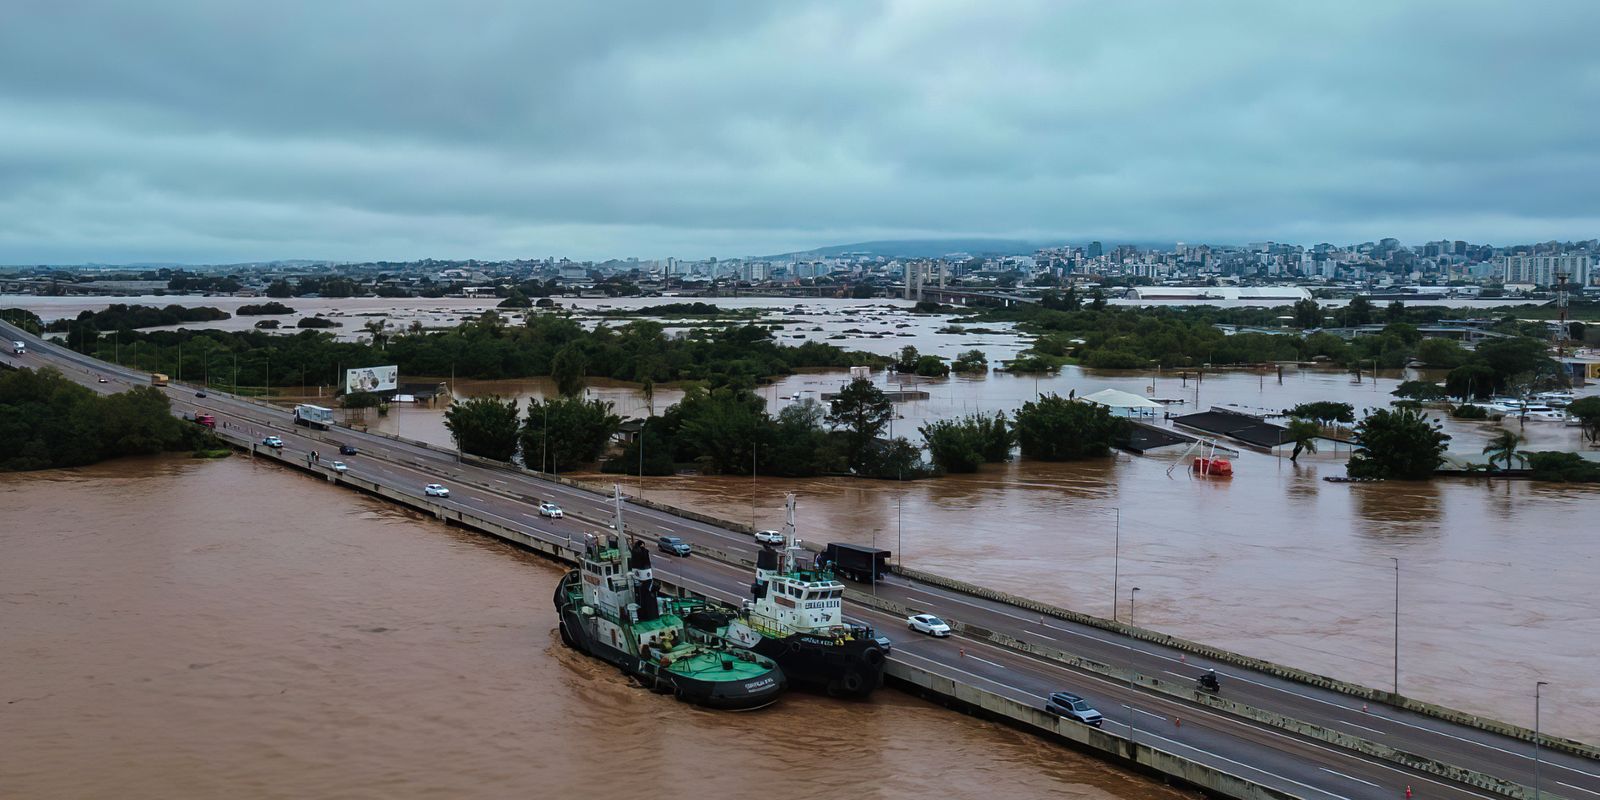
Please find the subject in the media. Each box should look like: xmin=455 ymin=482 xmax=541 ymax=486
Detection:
xmin=782 ymin=492 xmax=798 ymax=573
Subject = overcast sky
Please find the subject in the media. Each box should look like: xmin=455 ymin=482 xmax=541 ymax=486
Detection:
xmin=3 ymin=1 xmax=1598 ymax=264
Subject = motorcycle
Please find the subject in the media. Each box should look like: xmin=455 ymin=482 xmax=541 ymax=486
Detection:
xmin=1196 ymin=674 xmax=1221 ymax=693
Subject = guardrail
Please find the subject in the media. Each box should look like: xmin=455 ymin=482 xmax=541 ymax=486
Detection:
xmin=216 ymin=432 xmax=1317 ymax=800
xmin=15 ymin=320 xmax=1586 ymax=773
xmin=888 ymin=660 xmax=1302 ymax=800
xmin=838 ymin=585 xmax=1557 ymax=800
xmin=324 ymin=427 xmax=1600 ymax=764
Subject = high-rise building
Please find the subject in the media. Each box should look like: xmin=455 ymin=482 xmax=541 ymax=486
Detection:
xmin=1087 ymin=241 xmax=1103 ymax=258
xmin=1495 ymin=253 xmax=1592 ymax=286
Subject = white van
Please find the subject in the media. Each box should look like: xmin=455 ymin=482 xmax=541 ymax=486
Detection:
xmin=11 ymin=341 xmax=24 ymax=355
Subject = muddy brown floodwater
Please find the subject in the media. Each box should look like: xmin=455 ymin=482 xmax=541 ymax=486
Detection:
xmin=351 ymin=365 xmax=1600 ymax=743
xmin=0 ymin=456 xmax=1190 ymax=800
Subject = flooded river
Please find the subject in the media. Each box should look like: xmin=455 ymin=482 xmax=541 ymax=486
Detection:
xmin=8 ymin=292 xmax=1598 ymax=744
xmin=0 ymin=456 xmax=1186 ymax=800
xmin=353 ymin=365 xmax=1600 ymax=743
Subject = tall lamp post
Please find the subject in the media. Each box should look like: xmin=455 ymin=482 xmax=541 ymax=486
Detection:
xmin=1535 ymin=681 xmax=1550 ymax=800
xmin=1130 ymin=587 xmax=1141 ymax=626
xmin=1112 ymin=507 xmax=1122 ymax=622
xmin=1392 ymin=556 xmax=1401 ymax=695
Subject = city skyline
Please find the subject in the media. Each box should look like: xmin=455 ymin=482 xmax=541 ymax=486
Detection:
xmin=3 ymin=2 xmax=1599 ymax=263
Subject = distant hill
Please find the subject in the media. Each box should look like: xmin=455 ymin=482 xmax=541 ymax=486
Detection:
xmin=765 ymin=238 xmax=1056 ymax=259
xmin=765 ymin=237 xmax=1178 ymax=259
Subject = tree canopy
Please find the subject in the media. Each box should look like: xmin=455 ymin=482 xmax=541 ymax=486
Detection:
xmin=1347 ymin=407 xmax=1451 ymax=480
xmin=444 ymin=395 xmax=522 ymax=462
xmin=1013 ymin=393 xmax=1128 ymax=460
xmin=0 ymin=367 xmax=203 ymax=471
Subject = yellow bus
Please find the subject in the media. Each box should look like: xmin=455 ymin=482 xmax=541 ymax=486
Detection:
xmin=151 ymin=373 xmax=169 ymax=386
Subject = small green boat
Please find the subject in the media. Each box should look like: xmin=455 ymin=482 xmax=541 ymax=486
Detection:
xmin=553 ymin=488 xmax=786 ymax=710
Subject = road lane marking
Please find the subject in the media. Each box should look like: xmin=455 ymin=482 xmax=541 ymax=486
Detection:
xmin=965 ymin=654 xmax=1006 ymax=669
xmin=1320 ymin=768 xmax=1380 ymax=788
xmin=1335 ymin=718 xmax=1386 ymax=735
xmin=891 ymin=577 xmax=1546 ymax=770
xmin=951 ymin=636 xmax=1481 ymax=796
xmin=1557 ymin=780 xmax=1600 ymax=798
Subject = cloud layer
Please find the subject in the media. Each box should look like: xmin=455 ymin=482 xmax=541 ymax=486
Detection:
xmin=3 ymin=1 xmax=1598 ymax=263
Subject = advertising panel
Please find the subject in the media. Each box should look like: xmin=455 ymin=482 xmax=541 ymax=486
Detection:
xmin=345 ymin=365 xmax=398 ymax=394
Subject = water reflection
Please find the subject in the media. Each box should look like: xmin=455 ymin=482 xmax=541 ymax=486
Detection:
xmin=1351 ymin=481 xmax=1443 ymax=538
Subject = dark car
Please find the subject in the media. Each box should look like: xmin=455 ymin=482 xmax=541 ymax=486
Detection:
xmin=195 ymin=390 xmax=207 ymax=398
xmin=339 ymin=444 xmax=358 ymax=456
xmin=657 ymin=536 xmax=692 ymax=557
xmin=1044 ymin=691 xmax=1104 ymax=726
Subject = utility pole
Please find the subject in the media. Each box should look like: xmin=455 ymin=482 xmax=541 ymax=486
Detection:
xmin=1392 ymin=556 xmax=1401 ymax=695
xmin=1112 ymin=507 xmax=1122 ymax=622
xmin=1535 ymin=681 xmax=1549 ymax=800
xmin=1130 ymin=587 xmax=1141 ymax=625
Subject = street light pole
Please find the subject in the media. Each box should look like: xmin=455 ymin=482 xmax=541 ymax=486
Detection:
xmin=1131 ymin=587 xmax=1141 ymax=626
xmin=1392 ymin=556 xmax=1401 ymax=695
xmin=896 ymin=491 xmax=903 ymax=567
xmin=1113 ymin=507 xmax=1122 ymax=622
xmin=1535 ymin=681 xmax=1549 ymax=800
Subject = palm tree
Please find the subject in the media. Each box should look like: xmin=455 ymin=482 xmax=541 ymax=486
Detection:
xmin=1286 ymin=419 xmax=1320 ymax=462
xmin=1482 ymin=429 xmax=1527 ymax=470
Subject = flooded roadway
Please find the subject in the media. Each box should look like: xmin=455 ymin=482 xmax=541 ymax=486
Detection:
xmin=0 ymin=456 xmax=1188 ymax=800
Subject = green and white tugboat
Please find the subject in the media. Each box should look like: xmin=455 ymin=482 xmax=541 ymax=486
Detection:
xmin=553 ymin=487 xmax=786 ymax=710
xmin=684 ymin=494 xmax=890 ymax=698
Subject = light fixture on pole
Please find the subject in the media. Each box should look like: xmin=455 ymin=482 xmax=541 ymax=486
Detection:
xmin=1112 ymin=507 xmax=1122 ymax=622
xmin=1535 ymin=680 xmax=1549 ymax=800
xmin=1392 ymin=556 xmax=1400 ymax=695
xmin=1130 ymin=587 xmax=1141 ymax=626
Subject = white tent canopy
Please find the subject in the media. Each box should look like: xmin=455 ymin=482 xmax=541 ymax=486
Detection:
xmin=1078 ymin=388 xmax=1164 ymax=411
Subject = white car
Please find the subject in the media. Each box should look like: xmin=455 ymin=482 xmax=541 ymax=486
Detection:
xmin=424 ymin=483 xmax=450 ymax=498
xmin=331 ymin=461 xmax=348 ymax=474
xmin=262 ymin=436 xmax=284 ymax=448
xmin=538 ymin=502 xmax=563 ymax=519
xmin=754 ymin=529 xmax=784 ymax=545
xmin=907 ymin=614 xmax=952 ymax=637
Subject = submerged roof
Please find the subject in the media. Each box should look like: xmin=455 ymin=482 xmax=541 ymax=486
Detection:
xmin=1080 ymin=388 xmax=1164 ymax=409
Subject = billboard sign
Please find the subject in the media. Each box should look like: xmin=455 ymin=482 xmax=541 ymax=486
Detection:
xmin=345 ymin=365 xmax=398 ymax=394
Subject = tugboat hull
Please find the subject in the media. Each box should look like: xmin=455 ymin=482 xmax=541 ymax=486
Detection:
xmin=554 ymin=572 xmax=785 ymax=711
xmin=749 ymin=633 xmax=887 ymax=699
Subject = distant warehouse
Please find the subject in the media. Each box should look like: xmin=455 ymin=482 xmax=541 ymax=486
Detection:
xmin=1125 ymin=286 xmax=1312 ymax=302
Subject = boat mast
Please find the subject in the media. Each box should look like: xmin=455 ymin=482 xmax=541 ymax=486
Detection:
xmin=612 ymin=483 xmax=628 ymax=554
xmin=781 ymin=492 xmax=798 ymax=574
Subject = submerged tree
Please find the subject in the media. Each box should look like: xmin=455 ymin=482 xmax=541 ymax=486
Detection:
xmin=1346 ymin=407 xmax=1451 ymax=480
xmin=827 ymin=378 xmax=894 ymax=472
xmin=1013 ymin=393 xmax=1127 ymax=461
xmin=1481 ymin=429 xmax=1528 ymax=471
xmin=521 ymin=396 xmax=620 ymax=472
xmin=443 ymin=395 xmax=521 ymax=462
xmin=1286 ymin=419 xmax=1321 ymax=462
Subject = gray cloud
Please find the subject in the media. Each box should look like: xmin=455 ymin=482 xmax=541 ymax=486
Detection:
xmin=2 ymin=0 xmax=1598 ymax=263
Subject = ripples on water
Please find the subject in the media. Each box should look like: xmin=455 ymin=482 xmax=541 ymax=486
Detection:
xmin=0 ymin=457 xmax=1185 ymax=800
